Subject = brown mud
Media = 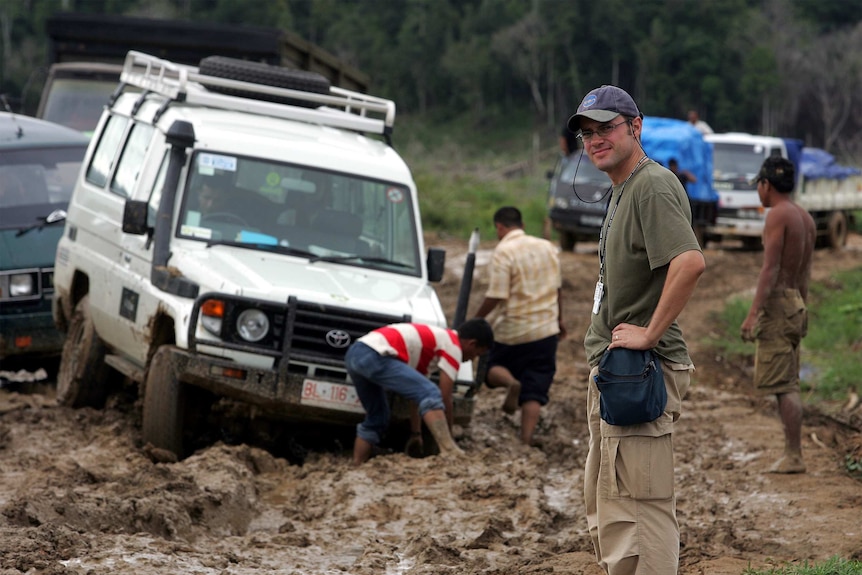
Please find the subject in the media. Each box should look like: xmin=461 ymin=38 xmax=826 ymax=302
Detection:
xmin=1 ymin=234 xmax=861 ymax=575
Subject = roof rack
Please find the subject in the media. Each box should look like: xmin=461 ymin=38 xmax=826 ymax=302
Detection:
xmin=119 ymin=51 xmax=395 ymax=135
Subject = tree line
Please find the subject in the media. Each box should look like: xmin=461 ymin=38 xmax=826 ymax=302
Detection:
xmin=2 ymin=0 xmax=861 ymax=160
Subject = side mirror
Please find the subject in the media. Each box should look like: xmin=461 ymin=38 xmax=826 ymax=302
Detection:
xmin=122 ymin=200 xmax=149 ymax=235
xmin=426 ymin=247 xmax=445 ymax=283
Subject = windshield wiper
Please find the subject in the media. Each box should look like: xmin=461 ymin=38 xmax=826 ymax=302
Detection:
xmin=308 ymin=254 xmax=413 ymax=269
xmin=16 ymin=209 xmax=67 ymax=237
xmin=205 ymin=240 xmax=317 ymax=259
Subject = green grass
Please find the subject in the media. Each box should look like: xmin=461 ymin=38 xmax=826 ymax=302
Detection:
xmin=742 ymin=556 xmax=862 ymax=574
xmin=398 ymin=112 xmax=558 ymax=242
xmin=703 ymin=267 xmax=862 ymax=402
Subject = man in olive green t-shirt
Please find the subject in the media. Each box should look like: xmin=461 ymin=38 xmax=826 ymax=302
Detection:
xmin=568 ymin=85 xmax=706 ymax=575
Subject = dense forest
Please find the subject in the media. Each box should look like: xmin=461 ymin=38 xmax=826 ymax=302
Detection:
xmin=2 ymin=0 xmax=861 ymax=158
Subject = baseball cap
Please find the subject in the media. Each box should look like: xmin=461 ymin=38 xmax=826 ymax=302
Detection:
xmin=567 ymin=85 xmax=643 ymax=132
xmin=753 ymin=156 xmax=795 ymax=192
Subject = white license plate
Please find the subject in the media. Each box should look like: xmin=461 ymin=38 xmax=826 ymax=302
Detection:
xmin=300 ymin=379 xmax=365 ymax=414
xmin=581 ymin=215 xmax=605 ymax=227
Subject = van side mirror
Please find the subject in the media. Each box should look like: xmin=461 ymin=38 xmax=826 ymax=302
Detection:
xmin=122 ymin=200 xmax=150 ymax=235
xmin=427 ymin=247 xmax=445 ymax=283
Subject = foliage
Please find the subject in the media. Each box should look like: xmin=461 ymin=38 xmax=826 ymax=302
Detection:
xmin=400 ymin=112 xmax=552 ymax=241
xmin=703 ymin=297 xmax=755 ymax=362
xmin=703 ymin=267 xmax=862 ymax=403
xmin=741 ymin=555 xmax=862 ymax=574
xmin=803 ymin=268 xmax=862 ymax=400
xmin=2 ymin=0 xmax=862 ymax=160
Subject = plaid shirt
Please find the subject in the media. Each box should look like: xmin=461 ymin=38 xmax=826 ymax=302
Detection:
xmin=486 ymin=229 xmax=561 ymax=345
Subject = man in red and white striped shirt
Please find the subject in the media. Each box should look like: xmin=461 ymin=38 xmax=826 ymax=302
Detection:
xmin=346 ymin=318 xmax=494 ymax=465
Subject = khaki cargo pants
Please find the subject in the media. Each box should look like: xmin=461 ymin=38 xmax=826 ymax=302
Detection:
xmin=584 ymin=360 xmax=692 ymax=574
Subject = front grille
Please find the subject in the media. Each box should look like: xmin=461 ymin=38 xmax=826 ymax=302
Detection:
xmin=189 ymin=294 xmax=410 ymax=368
xmin=290 ymin=298 xmax=410 ymax=362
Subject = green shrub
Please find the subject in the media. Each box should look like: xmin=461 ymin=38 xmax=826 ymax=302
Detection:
xmin=704 ymin=267 xmax=862 ymax=403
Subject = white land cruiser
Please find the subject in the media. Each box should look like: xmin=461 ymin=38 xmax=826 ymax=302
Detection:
xmin=53 ymin=51 xmax=475 ymax=458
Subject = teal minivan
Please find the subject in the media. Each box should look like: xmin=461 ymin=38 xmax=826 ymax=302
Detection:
xmin=0 ymin=113 xmax=87 ymax=361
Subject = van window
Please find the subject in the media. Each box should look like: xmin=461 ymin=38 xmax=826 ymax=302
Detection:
xmin=85 ymin=115 xmax=128 ymax=187
xmin=147 ymin=152 xmax=169 ymax=228
xmin=110 ymin=123 xmax=154 ymax=198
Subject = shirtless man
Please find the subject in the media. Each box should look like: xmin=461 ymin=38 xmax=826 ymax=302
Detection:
xmin=740 ymin=156 xmax=816 ymax=474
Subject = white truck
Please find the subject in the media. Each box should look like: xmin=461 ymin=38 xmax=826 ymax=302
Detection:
xmin=705 ymin=132 xmax=862 ymax=249
xmin=52 ymin=51 xmax=476 ymax=459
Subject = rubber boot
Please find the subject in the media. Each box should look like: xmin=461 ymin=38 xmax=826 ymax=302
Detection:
xmin=426 ymin=418 xmax=464 ymax=457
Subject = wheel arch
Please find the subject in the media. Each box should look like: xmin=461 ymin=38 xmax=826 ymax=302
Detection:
xmin=55 ymin=270 xmax=91 ymax=332
xmin=146 ymin=311 xmax=177 ymax=364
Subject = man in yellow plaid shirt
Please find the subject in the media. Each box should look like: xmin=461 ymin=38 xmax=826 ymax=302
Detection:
xmin=474 ymin=206 xmax=566 ymax=445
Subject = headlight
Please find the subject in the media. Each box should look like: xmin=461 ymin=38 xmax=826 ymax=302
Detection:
xmin=237 ymin=309 xmax=269 ymax=342
xmin=10 ymin=274 xmax=34 ymax=297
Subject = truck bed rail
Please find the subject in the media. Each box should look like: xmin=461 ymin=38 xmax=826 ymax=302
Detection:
xmin=120 ymin=51 xmax=395 ymax=135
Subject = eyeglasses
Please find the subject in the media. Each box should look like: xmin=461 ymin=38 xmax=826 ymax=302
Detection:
xmin=578 ymin=120 xmax=630 ymax=141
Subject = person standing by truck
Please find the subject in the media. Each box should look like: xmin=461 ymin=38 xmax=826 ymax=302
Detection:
xmin=740 ymin=156 xmax=816 ymax=474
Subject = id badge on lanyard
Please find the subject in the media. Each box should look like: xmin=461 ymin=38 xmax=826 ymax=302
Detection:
xmin=592 ymin=280 xmax=604 ymax=315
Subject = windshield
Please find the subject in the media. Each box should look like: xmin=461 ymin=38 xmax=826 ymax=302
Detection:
xmin=177 ymin=152 xmax=421 ymax=276
xmin=711 ymin=143 xmax=770 ymax=181
xmin=0 ymin=146 xmax=85 ymax=223
xmin=561 ymin=154 xmax=611 ymax=185
xmin=40 ymin=78 xmax=123 ymax=135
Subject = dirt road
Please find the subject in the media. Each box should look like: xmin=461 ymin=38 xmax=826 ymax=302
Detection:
xmin=1 ymin=235 xmax=861 ymax=575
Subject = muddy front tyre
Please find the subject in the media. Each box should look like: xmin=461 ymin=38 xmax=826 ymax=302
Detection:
xmin=142 ymin=346 xmax=187 ymax=459
xmin=56 ymin=295 xmax=112 ymax=407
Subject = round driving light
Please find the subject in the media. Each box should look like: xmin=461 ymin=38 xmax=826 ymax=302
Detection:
xmin=237 ymin=309 xmax=269 ymax=342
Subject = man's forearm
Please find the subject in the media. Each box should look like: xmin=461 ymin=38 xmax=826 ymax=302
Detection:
xmin=474 ymin=297 xmax=502 ymax=319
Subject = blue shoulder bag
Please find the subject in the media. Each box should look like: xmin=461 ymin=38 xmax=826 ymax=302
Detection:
xmin=594 ymin=347 xmax=667 ymax=426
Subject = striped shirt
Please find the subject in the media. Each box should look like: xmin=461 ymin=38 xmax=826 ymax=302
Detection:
xmin=357 ymin=323 xmax=463 ymax=381
xmin=486 ymin=229 xmax=561 ymax=345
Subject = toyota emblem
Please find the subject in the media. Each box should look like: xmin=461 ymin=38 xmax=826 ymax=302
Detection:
xmin=325 ymin=329 xmax=352 ymax=349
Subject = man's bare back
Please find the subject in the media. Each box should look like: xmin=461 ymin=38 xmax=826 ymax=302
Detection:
xmin=740 ymin=160 xmax=815 ymax=341
xmin=766 ymin=199 xmax=816 ymax=299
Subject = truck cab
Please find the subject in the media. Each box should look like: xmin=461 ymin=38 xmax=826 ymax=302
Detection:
xmin=35 ymin=62 xmax=126 ymax=136
xmin=705 ymin=133 xmax=797 ymax=247
xmin=52 ymin=52 xmax=474 ymax=459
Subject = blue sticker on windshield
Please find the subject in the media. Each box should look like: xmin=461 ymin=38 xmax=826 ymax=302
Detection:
xmin=198 ymin=153 xmax=237 ymax=172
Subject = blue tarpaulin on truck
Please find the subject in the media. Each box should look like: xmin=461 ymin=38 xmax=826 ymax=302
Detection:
xmin=641 ymin=116 xmax=718 ymax=202
xmin=800 ymin=147 xmax=862 ymax=179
